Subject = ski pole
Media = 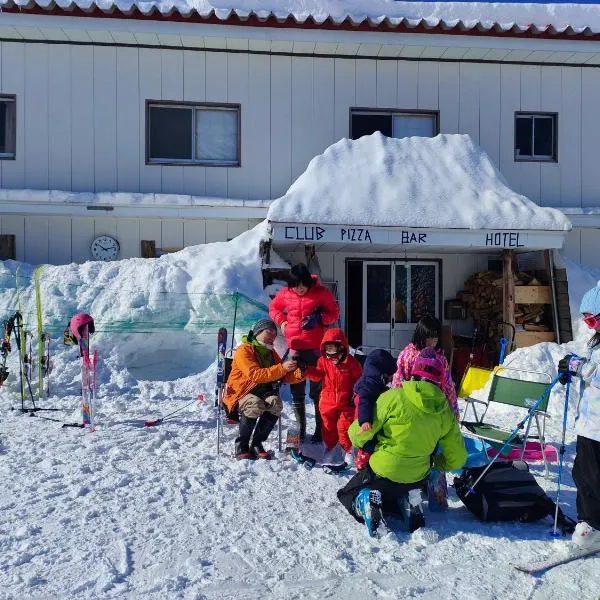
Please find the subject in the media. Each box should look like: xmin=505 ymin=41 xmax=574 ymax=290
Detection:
xmin=551 ymin=374 xmax=571 ymax=537
xmin=466 ymin=376 xmax=559 ymax=496
xmin=144 ymin=393 xmax=205 ymax=427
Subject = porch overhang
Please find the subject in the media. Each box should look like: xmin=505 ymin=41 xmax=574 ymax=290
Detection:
xmin=270 ymin=221 xmax=567 ymax=254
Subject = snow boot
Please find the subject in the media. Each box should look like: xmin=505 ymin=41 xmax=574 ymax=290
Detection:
xmin=250 ymin=412 xmax=278 ymax=459
xmin=291 ymin=397 xmax=306 ymax=441
xmin=235 ymin=415 xmax=258 ymax=460
xmin=398 ymin=488 xmax=426 ymax=533
xmin=353 ymin=489 xmax=383 ymax=537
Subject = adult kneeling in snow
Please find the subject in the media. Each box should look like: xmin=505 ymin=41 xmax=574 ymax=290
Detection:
xmin=223 ymin=318 xmax=305 ymax=460
xmin=337 ymin=347 xmax=467 ymax=536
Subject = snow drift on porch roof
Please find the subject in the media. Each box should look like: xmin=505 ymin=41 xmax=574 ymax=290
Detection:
xmin=267 ymin=133 xmax=570 ymax=232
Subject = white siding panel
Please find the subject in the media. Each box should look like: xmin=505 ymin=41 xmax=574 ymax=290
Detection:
xmin=499 ymin=64 xmax=521 ymax=192
xmin=518 ymin=65 xmax=541 ymax=203
xmin=562 ymin=230 xmax=581 ymax=265
xmin=71 ymin=217 xmax=94 ymax=263
xmin=48 ymin=217 xmax=71 ymax=265
xmin=2 ymin=215 xmax=25 ymax=261
xmin=183 ymin=219 xmax=206 ymax=246
xmin=227 ymin=52 xmax=249 ymax=199
xmin=438 ymin=62 xmax=459 ymax=133
xmin=270 ymin=55 xmax=292 ymax=198
xmin=93 ymin=46 xmax=117 ymax=192
xmin=581 ymin=69 xmax=600 ymax=207
xmin=417 ymin=62 xmax=438 ymax=110
xmin=2 ymin=43 xmax=25 ymax=188
xmin=291 ymin=56 xmax=314 ymax=182
xmin=140 ymin=219 xmax=161 ymax=247
xmin=116 ymin=218 xmax=140 ymax=259
xmin=540 ymin=66 xmax=562 ymax=207
xmin=182 ymin=50 xmax=206 ymax=196
xmin=458 ymin=63 xmax=480 ymax=144
xmin=376 ymin=60 xmax=397 ymax=108
xmin=24 ymin=216 xmax=48 ymax=265
xmin=139 ymin=48 xmax=162 ymax=194
xmin=355 ymin=59 xmax=376 ymax=107
xmin=161 ymin=219 xmax=183 ymax=248
xmin=478 ymin=63 xmax=501 ymax=167
xmin=246 ymin=54 xmax=270 ymax=200
xmin=71 ymin=46 xmax=95 ymax=192
xmin=334 ymin=58 xmax=355 ymax=142
xmin=560 ymin=68 xmax=582 ymax=208
xmin=397 ymin=61 xmax=418 ymax=108
xmin=24 ymin=44 xmax=49 ymax=189
xmin=161 ymin=50 xmax=184 ymax=194
xmin=205 ymin=52 xmax=228 ymax=197
xmin=313 ymin=57 xmax=335 ymax=156
xmin=205 ymin=218 xmax=227 ymax=242
xmin=581 ymin=229 xmax=600 ymax=268
xmin=48 ymin=45 xmax=71 ymax=191
xmin=116 ymin=47 xmax=140 ymax=192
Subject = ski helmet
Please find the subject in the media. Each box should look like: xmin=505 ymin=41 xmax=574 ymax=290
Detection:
xmin=69 ymin=313 xmax=95 ymax=342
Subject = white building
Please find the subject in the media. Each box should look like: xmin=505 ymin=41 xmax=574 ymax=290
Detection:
xmin=0 ymin=1 xmax=598 ymax=353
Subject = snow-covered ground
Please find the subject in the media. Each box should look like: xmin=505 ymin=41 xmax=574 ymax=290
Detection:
xmin=1 ymin=223 xmax=599 ymax=599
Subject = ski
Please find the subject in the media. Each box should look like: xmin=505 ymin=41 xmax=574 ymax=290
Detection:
xmin=215 ymin=327 xmax=228 ymax=455
xmin=427 ymin=469 xmax=449 ymax=512
xmin=289 ymin=448 xmax=348 ymax=473
xmin=512 ymin=547 xmax=600 ymax=574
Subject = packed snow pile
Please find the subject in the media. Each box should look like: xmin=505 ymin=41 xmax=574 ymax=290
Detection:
xmin=267 ymin=133 xmax=571 ymax=231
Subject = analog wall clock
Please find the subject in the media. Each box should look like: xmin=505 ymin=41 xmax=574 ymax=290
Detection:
xmin=91 ymin=235 xmax=120 ymax=261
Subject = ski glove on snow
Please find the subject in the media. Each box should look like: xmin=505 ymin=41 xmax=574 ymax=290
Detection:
xmin=558 ymin=353 xmax=585 ymax=385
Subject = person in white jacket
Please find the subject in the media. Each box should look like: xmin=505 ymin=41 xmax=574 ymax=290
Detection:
xmin=558 ymin=285 xmax=600 ymax=549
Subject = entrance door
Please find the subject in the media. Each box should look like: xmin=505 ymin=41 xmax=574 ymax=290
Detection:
xmin=362 ymin=261 xmax=439 ymax=354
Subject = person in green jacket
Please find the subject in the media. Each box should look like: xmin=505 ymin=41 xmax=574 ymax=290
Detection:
xmin=337 ymin=347 xmax=467 ymax=537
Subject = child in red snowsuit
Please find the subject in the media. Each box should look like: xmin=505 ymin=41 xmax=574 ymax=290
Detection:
xmin=305 ymin=328 xmax=362 ymax=466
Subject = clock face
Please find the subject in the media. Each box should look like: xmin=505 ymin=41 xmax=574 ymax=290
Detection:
xmin=91 ymin=235 xmax=120 ymax=261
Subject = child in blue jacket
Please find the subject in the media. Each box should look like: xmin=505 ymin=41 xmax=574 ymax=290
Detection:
xmin=353 ymin=349 xmax=398 ymax=470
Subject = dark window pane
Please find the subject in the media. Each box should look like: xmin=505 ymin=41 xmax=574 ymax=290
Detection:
xmin=410 ymin=265 xmax=436 ymax=323
xmin=366 ymin=264 xmax=391 ymax=323
xmin=515 ymin=117 xmax=533 ymax=158
xmin=351 ymin=114 xmax=392 ymax=139
xmin=533 ymin=117 xmax=554 ymax=157
xmin=149 ymin=106 xmax=192 ymax=160
xmin=394 ymin=265 xmax=408 ymax=324
xmin=0 ymin=102 xmax=6 ymax=153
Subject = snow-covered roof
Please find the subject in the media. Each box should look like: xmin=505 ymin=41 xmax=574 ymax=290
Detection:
xmin=3 ymin=0 xmax=600 ymax=38
xmin=267 ymin=133 xmax=571 ymax=232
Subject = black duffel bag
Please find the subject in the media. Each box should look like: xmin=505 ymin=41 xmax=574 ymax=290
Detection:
xmin=454 ymin=461 xmax=576 ymax=532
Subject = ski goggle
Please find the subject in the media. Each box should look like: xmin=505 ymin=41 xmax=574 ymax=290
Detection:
xmin=325 ymin=349 xmax=343 ymax=360
xmin=583 ymin=313 xmax=600 ymax=329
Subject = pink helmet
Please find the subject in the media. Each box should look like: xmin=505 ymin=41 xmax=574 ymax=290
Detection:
xmin=69 ymin=313 xmax=95 ymax=342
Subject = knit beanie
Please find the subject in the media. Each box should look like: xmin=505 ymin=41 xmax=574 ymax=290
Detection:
xmin=580 ymin=286 xmax=600 ymax=316
xmin=412 ymin=347 xmax=444 ymax=386
xmin=252 ymin=318 xmax=277 ymax=337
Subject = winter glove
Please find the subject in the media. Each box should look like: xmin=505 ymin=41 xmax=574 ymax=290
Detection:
xmin=301 ymin=308 xmax=322 ymax=331
xmin=355 ymin=449 xmax=371 ymax=471
xmin=557 ymin=353 xmax=585 ymax=384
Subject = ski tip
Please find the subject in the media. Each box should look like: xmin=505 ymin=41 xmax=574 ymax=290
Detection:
xmin=144 ymin=419 xmax=161 ymax=427
xmin=197 ymin=393 xmax=205 ymax=402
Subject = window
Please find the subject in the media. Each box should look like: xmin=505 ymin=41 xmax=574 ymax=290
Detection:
xmin=350 ymin=109 xmax=438 ymax=140
xmin=514 ymin=113 xmax=557 ymax=161
xmin=147 ymin=102 xmax=240 ymax=166
xmin=0 ymin=96 xmax=16 ymax=159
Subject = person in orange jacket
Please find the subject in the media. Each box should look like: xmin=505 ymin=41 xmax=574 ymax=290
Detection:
xmin=305 ymin=328 xmax=362 ymax=466
xmin=223 ymin=318 xmax=305 ymax=459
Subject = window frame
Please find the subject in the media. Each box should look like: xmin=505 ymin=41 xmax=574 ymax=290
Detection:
xmin=145 ymin=100 xmax=241 ymax=167
xmin=349 ymin=108 xmax=440 ymax=140
xmin=514 ymin=112 xmax=558 ymax=163
xmin=0 ymin=95 xmax=16 ymax=160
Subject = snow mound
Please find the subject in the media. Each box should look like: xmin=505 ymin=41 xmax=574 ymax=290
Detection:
xmin=267 ymin=133 xmax=571 ymax=231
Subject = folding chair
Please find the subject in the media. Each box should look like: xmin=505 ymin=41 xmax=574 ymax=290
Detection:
xmin=460 ymin=367 xmax=554 ymax=478
xmin=217 ymin=354 xmax=283 ymax=456
xmin=457 ymin=364 xmax=494 ymax=402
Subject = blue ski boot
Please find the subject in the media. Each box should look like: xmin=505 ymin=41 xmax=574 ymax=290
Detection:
xmin=353 ymin=488 xmax=383 ymax=537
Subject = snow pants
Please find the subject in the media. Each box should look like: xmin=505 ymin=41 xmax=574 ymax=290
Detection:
xmin=238 ymin=393 xmax=283 ymax=419
xmin=320 ymin=403 xmax=354 ymax=453
xmin=337 ymin=464 xmax=427 ymax=523
xmin=289 ymin=349 xmax=322 ymax=439
xmin=573 ymin=435 xmax=600 ymax=530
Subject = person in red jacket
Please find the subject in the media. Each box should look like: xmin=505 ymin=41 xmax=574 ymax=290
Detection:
xmin=306 ymin=328 xmax=362 ymax=466
xmin=269 ymin=263 xmax=340 ymax=442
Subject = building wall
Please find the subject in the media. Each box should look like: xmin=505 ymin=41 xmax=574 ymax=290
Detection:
xmin=1 ymin=41 xmax=600 ymax=208
xmin=0 ymin=213 xmax=261 ymax=264
xmin=563 ymin=228 xmax=600 ymax=268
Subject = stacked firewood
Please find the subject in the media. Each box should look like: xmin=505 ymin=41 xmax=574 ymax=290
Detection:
xmin=458 ymin=271 xmax=551 ymax=333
